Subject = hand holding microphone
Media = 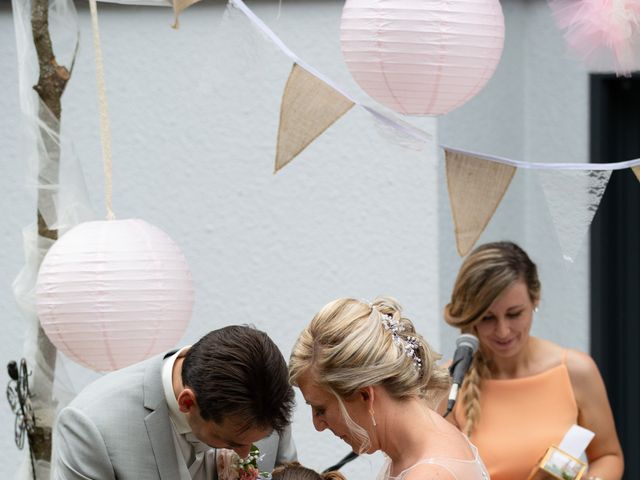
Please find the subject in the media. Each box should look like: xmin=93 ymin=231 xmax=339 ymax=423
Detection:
xmin=444 ymin=333 xmax=479 ymax=417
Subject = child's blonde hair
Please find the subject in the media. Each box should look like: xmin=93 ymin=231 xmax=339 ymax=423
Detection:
xmin=271 ymin=462 xmax=346 ymax=480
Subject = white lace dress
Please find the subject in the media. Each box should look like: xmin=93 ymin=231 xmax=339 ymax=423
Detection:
xmin=377 ymin=440 xmax=489 ymax=480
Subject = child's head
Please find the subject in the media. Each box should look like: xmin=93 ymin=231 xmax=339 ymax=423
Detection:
xmin=271 ymin=462 xmax=346 ymax=480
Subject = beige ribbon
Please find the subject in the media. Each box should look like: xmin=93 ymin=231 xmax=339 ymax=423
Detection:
xmin=88 ymin=0 xmax=115 ymax=220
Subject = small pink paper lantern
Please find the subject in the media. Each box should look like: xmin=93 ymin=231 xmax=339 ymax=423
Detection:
xmin=340 ymin=0 xmax=505 ymax=116
xmin=36 ymin=219 xmax=194 ymax=372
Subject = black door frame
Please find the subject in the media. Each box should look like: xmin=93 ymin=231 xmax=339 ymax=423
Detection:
xmin=590 ymin=74 xmax=640 ymax=480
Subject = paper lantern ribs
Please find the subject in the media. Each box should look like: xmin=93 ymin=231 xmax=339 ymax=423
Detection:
xmin=36 ymin=219 xmax=194 ymax=372
xmin=340 ymin=0 xmax=505 ymax=116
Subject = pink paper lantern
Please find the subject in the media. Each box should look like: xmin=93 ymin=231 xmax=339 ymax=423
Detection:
xmin=340 ymin=0 xmax=505 ymax=116
xmin=36 ymin=219 xmax=194 ymax=372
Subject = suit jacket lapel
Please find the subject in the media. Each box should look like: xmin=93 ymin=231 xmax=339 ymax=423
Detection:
xmin=142 ymin=354 xmax=190 ymax=480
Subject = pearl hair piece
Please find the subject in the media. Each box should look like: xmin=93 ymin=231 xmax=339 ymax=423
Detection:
xmin=380 ymin=313 xmax=423 ymax=372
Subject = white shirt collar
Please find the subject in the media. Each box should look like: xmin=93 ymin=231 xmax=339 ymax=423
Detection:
xmin=161 ymin=346 xmax=192 ymax=435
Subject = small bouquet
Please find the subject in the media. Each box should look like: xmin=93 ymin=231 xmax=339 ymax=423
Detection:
xmin=216 ymin=445 xmax=272 ymax=480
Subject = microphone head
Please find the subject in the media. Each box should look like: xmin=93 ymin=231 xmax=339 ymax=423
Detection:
xmin=456 ymin=333 xmax=479 ymax=353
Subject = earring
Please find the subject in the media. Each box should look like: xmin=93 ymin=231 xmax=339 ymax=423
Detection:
xmin=534 ymin=306 xmax=539 ymax=313
xmin=369 ymin=410 xmax=377 ymax=427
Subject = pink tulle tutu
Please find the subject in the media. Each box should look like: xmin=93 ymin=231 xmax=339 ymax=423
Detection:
xmin=548 ymin=0 xmax=640 ymax=76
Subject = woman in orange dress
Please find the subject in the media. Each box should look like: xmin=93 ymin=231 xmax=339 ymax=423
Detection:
xmin=445 ymin=241 xmax=624 ymax=480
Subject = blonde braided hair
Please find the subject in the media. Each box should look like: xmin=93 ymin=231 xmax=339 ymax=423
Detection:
xmin=444 ymin=242 xmax=540 ymax=436
xmin=459 ymin=351 xmax=491 ymax=436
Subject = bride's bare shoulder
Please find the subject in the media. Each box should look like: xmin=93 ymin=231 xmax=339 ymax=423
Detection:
xmin=401 ymin=463 xmax=455 ymax=480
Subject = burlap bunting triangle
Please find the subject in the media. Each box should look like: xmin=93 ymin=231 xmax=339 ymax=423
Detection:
xmin=172 ymin=0 xmax=203 ymax=28
xmin=275 ymin=63 xmax=354 ymax=172
xmin=445 ymin=150 xmax=516 ymax=256
xmin=633 ymin=166 xmax=640 ymax=183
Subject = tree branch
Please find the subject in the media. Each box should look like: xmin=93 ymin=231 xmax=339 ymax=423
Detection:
xmin=28 ymin=0 xmax=74 ymax=467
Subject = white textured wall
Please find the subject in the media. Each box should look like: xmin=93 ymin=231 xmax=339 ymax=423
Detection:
xmin=1 ymin=0 xmax=598 ymax=477
xmin=438 ymin=0 xmax=591 ymax=359
xmin=1 ymin=1 xmax=439 ymax=478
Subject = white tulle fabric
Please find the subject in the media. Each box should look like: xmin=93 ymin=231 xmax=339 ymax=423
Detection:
xmin=10 ymin=0 xmax=178 ymax=477
xmin=376 ymin=440 xmax=489 ymax=480
xmin=11 ymin=0 xmax=99 ymax=477
xmin=549 ymin=0 xmax=640 ymax=76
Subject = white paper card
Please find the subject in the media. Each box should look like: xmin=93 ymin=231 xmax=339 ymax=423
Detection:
xmin=559 ymin=424 xmax=595 ymax=459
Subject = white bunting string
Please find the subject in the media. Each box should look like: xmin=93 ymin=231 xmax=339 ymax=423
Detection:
xmin=228 ymin=0 xmax=640 ymax=172
xmin=443 ymin=145 xmax=640 ymax=171
xmin=228 ymin=0 xmax=433 ymax=146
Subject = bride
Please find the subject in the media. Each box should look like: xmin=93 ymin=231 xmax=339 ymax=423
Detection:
xmin=289 ymin=297 xmax=488 ymax=480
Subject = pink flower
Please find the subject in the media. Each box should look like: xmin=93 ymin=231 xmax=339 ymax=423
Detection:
xmin=239 ymin=466 xmax=259 ymax=480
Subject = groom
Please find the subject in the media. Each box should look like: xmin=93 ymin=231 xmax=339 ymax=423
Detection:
xmin=52 ymin=325 xmax=296 ymax=479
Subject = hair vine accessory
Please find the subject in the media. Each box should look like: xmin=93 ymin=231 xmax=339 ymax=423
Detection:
xmin=380 ymin=313 xmax=422 ymax=372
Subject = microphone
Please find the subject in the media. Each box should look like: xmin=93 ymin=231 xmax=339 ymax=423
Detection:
xmin=323 ymin=451 xmax=359 ymax=473
xmin=444 ymin=333 xmax=479 ymax=417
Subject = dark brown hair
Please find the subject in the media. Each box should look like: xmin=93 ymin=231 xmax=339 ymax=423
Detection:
xmin=182 ymin=325 xmax=294 ymax=432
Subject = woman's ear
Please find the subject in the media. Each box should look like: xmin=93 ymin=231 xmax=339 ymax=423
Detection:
xmin=358 ymin=386 xmax=375 ymax=407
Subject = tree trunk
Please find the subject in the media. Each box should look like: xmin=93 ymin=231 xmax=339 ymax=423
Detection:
xmin=28 ymin=0 xmax=71 ymax=468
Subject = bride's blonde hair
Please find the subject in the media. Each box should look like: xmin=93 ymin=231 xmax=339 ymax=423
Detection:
xmin=444 ymin=241 xmax=540 ymax=436
xmin=290 ymin=296 xmax=450 ymax=452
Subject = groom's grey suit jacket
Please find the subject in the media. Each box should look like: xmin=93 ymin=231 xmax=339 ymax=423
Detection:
xmin=52 ymin=352 xmax=296 ymax=480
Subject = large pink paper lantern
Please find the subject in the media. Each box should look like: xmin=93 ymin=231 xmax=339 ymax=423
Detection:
xmin=36 ymin=219 xmax=194 ymax=372
xmin=340 ymin=0 xmax=505 ymax=116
